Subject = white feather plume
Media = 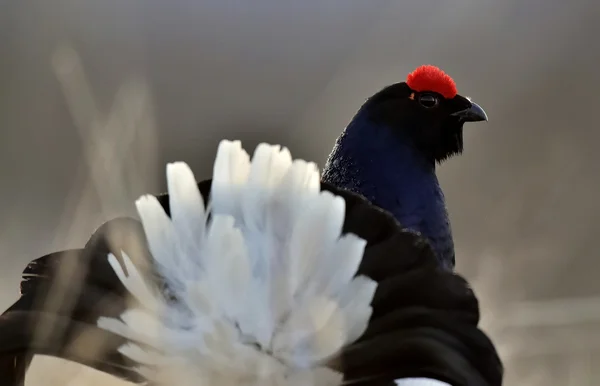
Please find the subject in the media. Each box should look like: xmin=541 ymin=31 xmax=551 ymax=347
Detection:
xmin=97 ymin=140 xmax=378 ymax=386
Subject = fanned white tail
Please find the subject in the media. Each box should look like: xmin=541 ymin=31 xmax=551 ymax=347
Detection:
xmin=97 ymin=140 xmax=377 ymax=386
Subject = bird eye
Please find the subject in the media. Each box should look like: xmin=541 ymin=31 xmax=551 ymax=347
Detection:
xmin=418 ymin=94 xmax=439 ymax=108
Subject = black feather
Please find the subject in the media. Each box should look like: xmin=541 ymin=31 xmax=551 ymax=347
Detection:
xmin=0 ymin=217 xmax=154 ymax=385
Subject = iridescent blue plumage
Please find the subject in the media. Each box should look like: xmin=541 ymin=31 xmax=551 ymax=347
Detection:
xmin=322 ymin=109 xmax=455 ymax=270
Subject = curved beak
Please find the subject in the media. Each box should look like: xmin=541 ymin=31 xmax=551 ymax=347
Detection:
xmin=451 ymin=101 xmax=488 ymax=122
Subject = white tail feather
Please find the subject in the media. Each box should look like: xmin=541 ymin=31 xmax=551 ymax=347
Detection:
xmin=97 ymin=140 xmax=377 ymax=386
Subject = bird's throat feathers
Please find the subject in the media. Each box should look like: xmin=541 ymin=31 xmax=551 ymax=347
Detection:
xmin=323 ymin=113 xmax=440 ymax=207
xmin=322 ymin=113 xmax=454 ymax=267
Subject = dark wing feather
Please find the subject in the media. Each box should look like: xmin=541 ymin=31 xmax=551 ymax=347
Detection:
xmin=0 ymin=217 xmax=154 ymax=385
xmin=0 ymin=311 xmax=142 ymax=384
xmin=321 ymin=182 xmax=502 ymax=386
xmin=0 ymin=179 xmax=502 ymax=386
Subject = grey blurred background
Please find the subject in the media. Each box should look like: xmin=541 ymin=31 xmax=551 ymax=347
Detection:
xmin=1 ymin=0 xmax=600 ymax=384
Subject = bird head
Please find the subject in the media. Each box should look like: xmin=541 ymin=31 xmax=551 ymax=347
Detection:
xmin=360 ymin=64 xmax=487 ymax=163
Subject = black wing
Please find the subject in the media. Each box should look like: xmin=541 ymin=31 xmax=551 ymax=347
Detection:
xmin=0 ymin=180 xmax=502 ymax=386
xmin=0 ymin=217 xmax=159 ymax=386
